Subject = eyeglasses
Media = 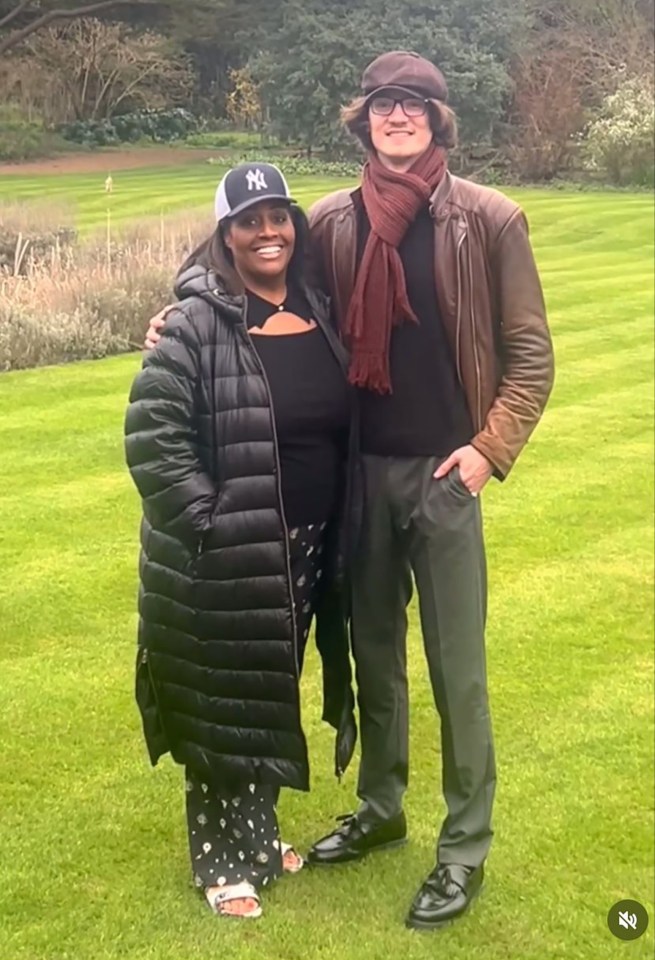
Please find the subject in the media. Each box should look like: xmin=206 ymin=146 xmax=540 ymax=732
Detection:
xmin=369 ymin=96 xmax=429 ymax=118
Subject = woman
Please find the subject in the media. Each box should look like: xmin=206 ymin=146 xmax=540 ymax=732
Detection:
xmin=125 ymin=162 xmax=356 ymax=919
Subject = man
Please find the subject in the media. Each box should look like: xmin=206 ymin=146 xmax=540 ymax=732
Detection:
xmin=302 ymin=50 xmax=554 ymax=930
xmin=144 ymin=50 xmax=554 ymax=930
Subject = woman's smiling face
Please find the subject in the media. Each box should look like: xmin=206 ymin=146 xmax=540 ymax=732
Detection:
xmin=224 ymin=200 xmax=295 ymax=284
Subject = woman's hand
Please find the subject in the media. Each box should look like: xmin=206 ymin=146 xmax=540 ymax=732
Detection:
xmin=144 ymin=305 xmax=176 ymax=349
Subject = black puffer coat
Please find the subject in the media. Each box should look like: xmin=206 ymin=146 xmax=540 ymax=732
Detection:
xmin=125 ymin=265 xmax=357 ymax=792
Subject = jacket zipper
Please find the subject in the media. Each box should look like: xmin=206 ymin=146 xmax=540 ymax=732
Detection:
xmin=214 ymin=290 xmax=349 ymax=779
xmin=455 ymin=225 xmax=466 ymax=389
xmin=139 ymin=646 xmax=169 ymax=742
xmin=331 ymin=226 xmax=340 ymax=323
xmin=466 ymin=234 xmax=483 ymax=430
xmin=306 ymin=286 xmax=350 ymax=377
xmin=299 ymin=289 xmax=355 ymax=781
xmin=240 ymin=303 xmax=301 ymax=684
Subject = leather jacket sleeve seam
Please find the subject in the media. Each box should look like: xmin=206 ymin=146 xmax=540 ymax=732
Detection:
xmin=496 ymin=207 xmax=526 ymax=246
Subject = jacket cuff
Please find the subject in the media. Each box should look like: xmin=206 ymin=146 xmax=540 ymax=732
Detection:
xmin=470 ymin=435 xmax=510 ymax=482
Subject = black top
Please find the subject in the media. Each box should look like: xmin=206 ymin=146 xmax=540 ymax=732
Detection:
xmin=246 ymin=287 xmax=350 ymax=526
xmin=354 ymin=193 xmax=473 ymax=457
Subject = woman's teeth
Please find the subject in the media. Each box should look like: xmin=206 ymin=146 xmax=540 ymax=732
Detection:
xmin=256 ymin=246 xmax=283 ymax=259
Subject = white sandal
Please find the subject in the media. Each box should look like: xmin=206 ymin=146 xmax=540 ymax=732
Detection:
xmin=205 ymin=880 xmax=262 ymax=919
xmin=281 ymin=841 xmax=304 ymax=874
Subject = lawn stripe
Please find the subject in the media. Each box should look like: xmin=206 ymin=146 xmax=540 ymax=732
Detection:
xmin=0 ymin=182 xmax=653 ymax=960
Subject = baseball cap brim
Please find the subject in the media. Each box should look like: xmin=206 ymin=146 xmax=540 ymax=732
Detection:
xmin=221 ymin=194 xmax=294 ymax=220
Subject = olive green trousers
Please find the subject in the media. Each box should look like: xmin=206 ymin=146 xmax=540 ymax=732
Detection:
xmin=351 ymin=454 xmax=496 ymax=868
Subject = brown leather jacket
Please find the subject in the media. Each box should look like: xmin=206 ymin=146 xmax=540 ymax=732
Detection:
xmin=308 ymin=172 xmax=554 ymax=478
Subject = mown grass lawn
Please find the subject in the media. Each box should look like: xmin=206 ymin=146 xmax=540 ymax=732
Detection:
xmin=0 ymin=159 xmax=351 ymax=232
xmin=0 ymin=166 xmax=653 ymax=960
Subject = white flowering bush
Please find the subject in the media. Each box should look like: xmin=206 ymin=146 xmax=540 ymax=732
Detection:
xmin=585 ymin=76 xmax=655 ymax=186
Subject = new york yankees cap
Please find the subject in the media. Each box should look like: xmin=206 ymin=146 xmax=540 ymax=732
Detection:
xmin=214 ymin=162 xmax=294 ymax=221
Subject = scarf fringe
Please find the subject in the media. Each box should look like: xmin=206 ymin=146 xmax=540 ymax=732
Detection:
xmin=347 ymin=352 xmax=392 ymax=395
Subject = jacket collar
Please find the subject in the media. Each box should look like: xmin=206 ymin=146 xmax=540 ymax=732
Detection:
xmin=429 ymin=171 xmax=457 ymax=220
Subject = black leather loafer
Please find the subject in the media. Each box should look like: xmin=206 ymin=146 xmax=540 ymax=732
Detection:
xmin=307 ymin=811 xmax=407 ymax=865
xmin=405 ymin=863 xmax=484 ymax=930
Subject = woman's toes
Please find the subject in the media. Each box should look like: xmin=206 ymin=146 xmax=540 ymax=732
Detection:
xmin=221 ymin=897 xmax=259 ymax=916
xmin=283 ymin=849 xmax=303 ymax=871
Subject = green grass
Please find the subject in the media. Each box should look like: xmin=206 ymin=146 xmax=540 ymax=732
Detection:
xmin=0 ymin=158 xmax=352 ymax=232
xmin=0 ymin=165 xmax=653 ymax=960
xmin=183 ymin=130 xmax=271 ymax=150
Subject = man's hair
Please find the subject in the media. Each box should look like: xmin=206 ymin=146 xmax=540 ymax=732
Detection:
xmin=177 ymin=204 xmax=310 ymax=291
xmin=341 ymin=95 xmax=458 ymax=152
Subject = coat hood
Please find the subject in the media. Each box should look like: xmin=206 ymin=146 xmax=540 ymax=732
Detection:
xmin=174 ymin=263 xmax=242 ymax=305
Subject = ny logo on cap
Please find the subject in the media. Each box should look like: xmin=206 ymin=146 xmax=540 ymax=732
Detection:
xmin=246 ymin=168 xmax=268 ymax=192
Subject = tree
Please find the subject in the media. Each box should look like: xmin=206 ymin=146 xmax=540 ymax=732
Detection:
xmin=225 ymin=67 xmax=262 ymax=130
xmin=170 ymin=0 xmax=283 ymax=118
xmin=0 ymin=0 xmax=230 ymax=56
xmin=19 ymin=17 xmax=193 ymax=121
xmin=585 ymin=75 xmax=655 ymax=186
xmin=0 ymin=0 xmax=135 ymax=56
xmin=505 ymin=0 xmax=655 ymax=179
xmin=249 ymin=0 xmax=530 ymax=156
xmin=523 ymin=0 xmax=654 ymax=98
xmin=507 ymin=47 xmax=587 ymax=180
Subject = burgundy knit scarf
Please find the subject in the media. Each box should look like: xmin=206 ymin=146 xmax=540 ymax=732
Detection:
xmin=344 ymin=143 xmax=447 ymax=393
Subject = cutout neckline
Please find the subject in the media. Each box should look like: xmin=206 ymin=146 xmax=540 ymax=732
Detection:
xmin=249 ymin=312 xmax=318 ymax=336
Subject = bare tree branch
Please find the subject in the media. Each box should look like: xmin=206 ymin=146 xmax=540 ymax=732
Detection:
xmin=15 ymin=18 xmax=193 ymax=124
xmin=0 ymin=0 xmax=134 ymax=57
xmin=0 ymin=0 xmax=32 ymax=32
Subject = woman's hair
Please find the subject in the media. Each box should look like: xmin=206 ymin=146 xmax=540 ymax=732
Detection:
xmin=177 ymin=203 xmax=311 ymax=291
xmin=341 ymin=95 xmax=458 ymax=152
